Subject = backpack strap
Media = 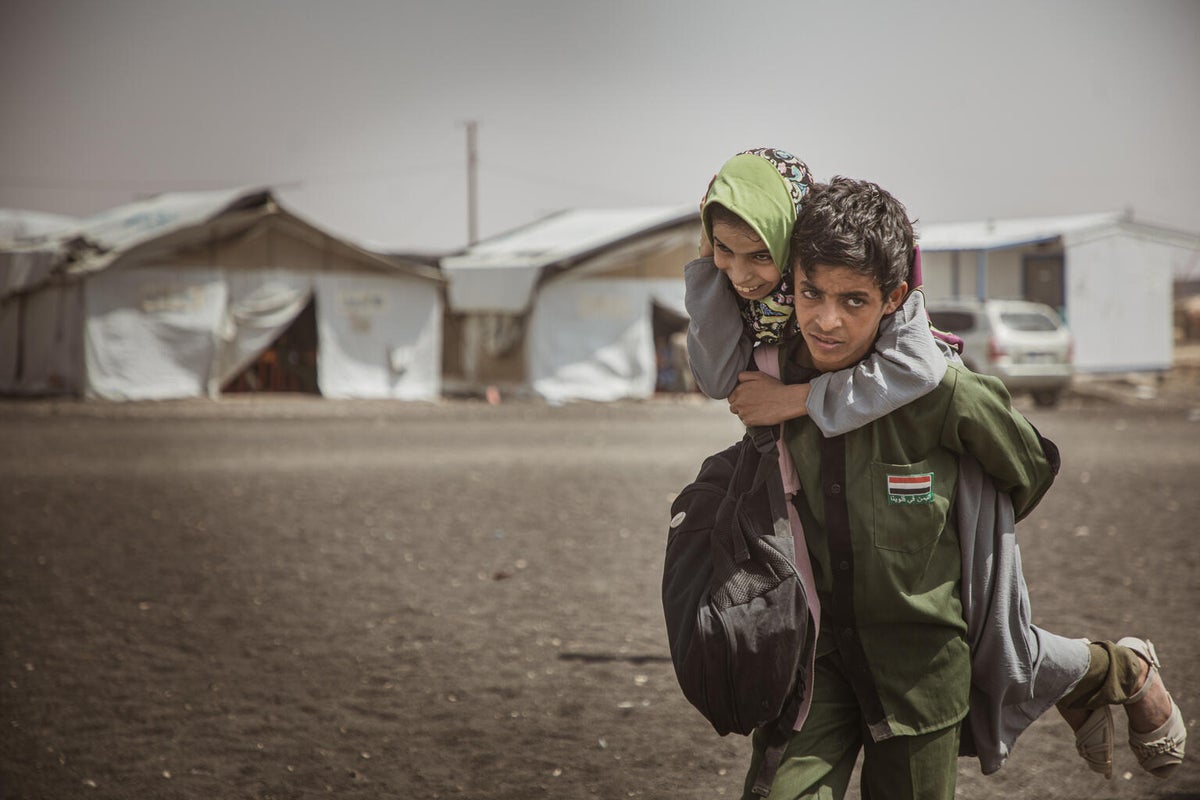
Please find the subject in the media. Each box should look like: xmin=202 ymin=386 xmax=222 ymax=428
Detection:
xmin=725 ymin=427 xmax=791 ymax=564
xmin=819 ymin=433 xmax=894 ymax=742
xmin=746 ymin=423 xmax=805 ymax=796
xmin=749 ymin=682 xmax=804 ymax=796
xmin=747 ymin=426 xmax=790 ymax=540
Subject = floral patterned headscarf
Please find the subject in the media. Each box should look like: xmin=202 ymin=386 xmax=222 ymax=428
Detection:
xmin=702 ymin=147 xmax=812 ymax=344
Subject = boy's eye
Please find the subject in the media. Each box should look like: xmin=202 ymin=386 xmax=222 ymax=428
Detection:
xmin=800 ymin=289 xmax=819 ymax=300
xmin=753 ymin=254 xmax=773 ymax=263
xmin=845 ymin=297 xmax=866 ymax=308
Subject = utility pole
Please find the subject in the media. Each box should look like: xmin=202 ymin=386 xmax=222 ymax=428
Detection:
xmin=466 ymin=120 xmax=478 ymax=246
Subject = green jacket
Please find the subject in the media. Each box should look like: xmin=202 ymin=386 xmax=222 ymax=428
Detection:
xmin=782 ymin=357 xmax=1056 ymax=737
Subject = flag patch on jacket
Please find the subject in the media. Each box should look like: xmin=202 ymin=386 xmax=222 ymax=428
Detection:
xmin=887 ymin=473 xmax=934 ymax=505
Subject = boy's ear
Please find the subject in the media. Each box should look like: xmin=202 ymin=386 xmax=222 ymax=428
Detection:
xmin=883 ymin=281 xmax=908 ymax=315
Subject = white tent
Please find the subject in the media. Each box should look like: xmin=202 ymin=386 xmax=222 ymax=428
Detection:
xmin=0 ymin=209 xmax=80 ymax=242
xmin=0 ymin=189 xmax=445 ymax=400
xmin=440 ymin=207 xmax=699 ymax=401
xmin=528 ymin=267 xmax=689 ymax=404
xmin=917 ymin=212 xmax=1200 ymax=373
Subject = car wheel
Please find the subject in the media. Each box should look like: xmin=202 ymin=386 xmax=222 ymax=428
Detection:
xmin=1032 ymin=390 xmax=1061 ymax=408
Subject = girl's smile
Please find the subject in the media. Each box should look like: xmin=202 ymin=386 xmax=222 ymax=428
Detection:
xmin=710 ymin=219 xmax=782 ymax=302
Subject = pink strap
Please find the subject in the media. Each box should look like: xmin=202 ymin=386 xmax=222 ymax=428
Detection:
xmin=752 ymin=347 xmax=799 ymax=496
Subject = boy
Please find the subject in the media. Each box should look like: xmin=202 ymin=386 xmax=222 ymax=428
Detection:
xmin=684 ymin=159 xmax=1185 ymax=794
xmin=749 ymin=177 xmax=1057 ymax=799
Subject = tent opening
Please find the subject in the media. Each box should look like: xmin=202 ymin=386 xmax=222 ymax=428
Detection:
xmin=651 ymin=301 xmax=694 ymax=393
xmin=223 ymin=299 xmax=320 ymax=394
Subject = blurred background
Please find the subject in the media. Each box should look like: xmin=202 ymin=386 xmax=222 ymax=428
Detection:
xmin=4 ymin=0 xmax=1200 ymax=406
xmin=2 ymin=0 xmax=1198 ymax=251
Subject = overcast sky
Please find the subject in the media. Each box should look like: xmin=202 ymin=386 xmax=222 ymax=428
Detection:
xmin=2 ymin=0 xmax=1197 ymax=252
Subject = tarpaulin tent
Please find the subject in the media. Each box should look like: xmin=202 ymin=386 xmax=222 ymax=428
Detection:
xmin=439 ymin=207 xmax=700 ymax=402
xmin=0 ymin=209 xmax=79 ymax=241
xmin=0 ymin=188 xmax=444 ymax=400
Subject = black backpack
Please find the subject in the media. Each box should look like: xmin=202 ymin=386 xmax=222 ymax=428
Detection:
xmin=661 ymin=427 xmax=811 ymax=796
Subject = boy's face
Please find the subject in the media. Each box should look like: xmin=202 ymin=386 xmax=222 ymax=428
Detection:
xmin=794 ymin=264 xmax=907 ymax=372
xmin=711 ymin=219 xmax=782 ymax=301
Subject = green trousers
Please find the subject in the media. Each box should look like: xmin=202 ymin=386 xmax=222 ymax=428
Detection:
xmin=1057 ymin=640 xmax=1147 ymax=710
xmin=742 ymin=641 xmax=1145 ymax=799
xmin=741 ymin=653 xmax=961 ymax=800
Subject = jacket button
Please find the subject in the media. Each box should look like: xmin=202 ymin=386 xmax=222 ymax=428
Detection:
xmin=838 ymin=560 xmax=850 ymax=571
xmin=830 ymin=483 xmax=842 ymax=495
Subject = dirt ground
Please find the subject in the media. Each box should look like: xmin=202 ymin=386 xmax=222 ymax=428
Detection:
xmin=1 ymin=378 xmax=1198 ymax=800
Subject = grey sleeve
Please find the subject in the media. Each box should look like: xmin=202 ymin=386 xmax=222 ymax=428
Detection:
xmin=806 ymin=290 xmax=948 ymax=437
xmin=684 ymin=257 xmax=750 ymax=399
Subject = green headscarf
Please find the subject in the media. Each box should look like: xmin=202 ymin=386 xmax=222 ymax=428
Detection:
xmin=702 ymin=147 xmax=812 ymax=273
xmin=701 ymin=147 xmax=813 ymax=343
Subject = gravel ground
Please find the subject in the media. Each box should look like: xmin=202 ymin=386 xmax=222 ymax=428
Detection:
xmin=1 ymin=386 xmax=1197 ymax=800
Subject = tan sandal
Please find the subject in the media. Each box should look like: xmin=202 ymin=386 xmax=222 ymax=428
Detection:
xmin=1117 ymin=637 xmax=1187 ymax=779
xmin=1074 ymin=705 xmax=1114 ymax=779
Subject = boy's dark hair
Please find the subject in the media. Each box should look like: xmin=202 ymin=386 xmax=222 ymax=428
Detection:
xmin=788 ymin=177 xmax=914 ymax=297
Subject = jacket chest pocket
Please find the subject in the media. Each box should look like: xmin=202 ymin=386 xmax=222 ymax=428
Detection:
xmin=869 ymin=459 xmax=950 ymax=553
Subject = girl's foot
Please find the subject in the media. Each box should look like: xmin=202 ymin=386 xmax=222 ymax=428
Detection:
xmin=1062 ymin=705 xmax=1114 ymax=778
xmin=1117 ymin=637 xmax=1187 ymax=779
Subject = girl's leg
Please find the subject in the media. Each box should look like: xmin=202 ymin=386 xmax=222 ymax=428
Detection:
xmin=1058 ymin=639 xmax=1185 ymax=778
xmin=1057 ymin=640 xmax=1151 ymax=710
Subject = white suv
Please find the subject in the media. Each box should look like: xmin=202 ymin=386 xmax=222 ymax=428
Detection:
xmin=926 ymin=298 xmax=1073 ymax=407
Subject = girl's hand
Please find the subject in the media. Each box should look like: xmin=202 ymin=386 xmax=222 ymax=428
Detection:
xmin=728 ymin=371 xmax=810 ymax=426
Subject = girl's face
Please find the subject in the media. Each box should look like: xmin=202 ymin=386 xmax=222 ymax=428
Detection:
xmin=710 ymin=219 xmax=782 ymax=301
